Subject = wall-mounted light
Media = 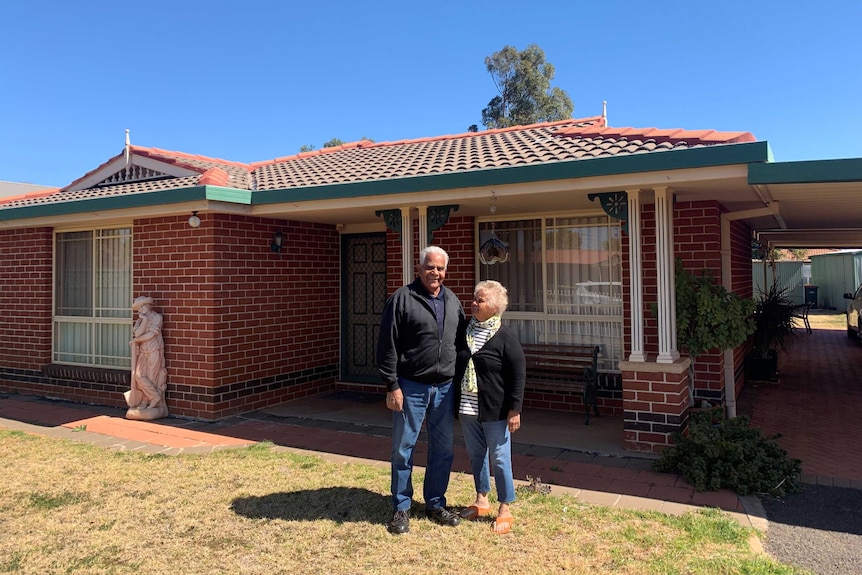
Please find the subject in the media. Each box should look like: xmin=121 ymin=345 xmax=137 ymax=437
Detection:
xmin=188 ymin=211 xmax=201 ymax=228
xmin=271 ymin=230 xmax=283 ymax=253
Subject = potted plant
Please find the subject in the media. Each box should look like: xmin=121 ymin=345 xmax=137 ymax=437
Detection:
xmin=747 ymin=283 xmax=797 ymax=382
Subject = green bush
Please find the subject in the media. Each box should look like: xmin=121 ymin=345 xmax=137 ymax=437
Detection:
xmin=654 ymin=409 xmax=802 ymax=496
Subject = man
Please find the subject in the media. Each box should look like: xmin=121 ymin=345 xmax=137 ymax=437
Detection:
xmin=377 ymin=245 xmax=465 ymax=535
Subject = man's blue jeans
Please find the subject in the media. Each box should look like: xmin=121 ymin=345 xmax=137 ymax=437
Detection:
xmin=391 ymin=377 xmax=455 ymax=512
xmin=459 ymin=414 xmax=516 ymax=504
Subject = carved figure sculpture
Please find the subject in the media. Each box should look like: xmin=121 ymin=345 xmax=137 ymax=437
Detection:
xmin=125 ymin=296 xmax=169 ymax=420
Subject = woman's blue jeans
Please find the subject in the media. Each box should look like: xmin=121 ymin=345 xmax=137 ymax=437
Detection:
xmin=390 ymin=377 xmax=455 ymax=512
xmin=459 ymin=414 xmax=516 ymax=504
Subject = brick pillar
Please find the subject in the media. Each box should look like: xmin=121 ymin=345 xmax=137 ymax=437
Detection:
xmin=620 ymin=358 xmax=691 ymax=454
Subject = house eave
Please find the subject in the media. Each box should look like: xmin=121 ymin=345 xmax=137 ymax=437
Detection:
xmin=0 ymin=186 xmax=252 ymax=225
xmin=748 ymin=157 xmax=862 ymax=185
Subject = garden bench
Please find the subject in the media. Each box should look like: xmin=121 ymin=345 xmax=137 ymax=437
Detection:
xmin=521 ymin=343 xmax=601 ymax=425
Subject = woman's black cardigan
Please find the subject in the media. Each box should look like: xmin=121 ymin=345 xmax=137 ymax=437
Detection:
xmin=453 ymin=324 xmax=526 ymax=422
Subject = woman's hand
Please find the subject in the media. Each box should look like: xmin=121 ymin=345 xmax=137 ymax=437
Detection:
xmin=507 ymin=411 xmax=521 ymax=433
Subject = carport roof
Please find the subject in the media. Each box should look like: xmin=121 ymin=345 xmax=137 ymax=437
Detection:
xmin=746 ymin=158 xmax=862 ymax=248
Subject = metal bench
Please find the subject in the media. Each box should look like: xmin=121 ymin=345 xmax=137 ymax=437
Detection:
xmin=521 ymin=343 xmax=600 ymax=425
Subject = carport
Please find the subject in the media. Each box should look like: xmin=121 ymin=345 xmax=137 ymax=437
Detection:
xmin=737 ymin=158 xmax=862 ymax=486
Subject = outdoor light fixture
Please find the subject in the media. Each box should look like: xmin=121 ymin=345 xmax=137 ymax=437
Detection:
xmin=188 ymin=211 xmax=201 ymax=228
xmin=271 ymin=230 xmax=283 ymax=253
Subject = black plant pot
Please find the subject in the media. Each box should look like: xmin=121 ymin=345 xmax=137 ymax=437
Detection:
xmin=746 ymin=351 xmax=779 ymax=382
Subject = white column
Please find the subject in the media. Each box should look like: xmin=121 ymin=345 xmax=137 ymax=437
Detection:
xmin=627 ymin=189 xmax=646 ymax=362
xmin=654 ymin=187 xmax=680 ymax=363
xmin=400 ymin=207 xmax=413 ymax=284
xmin=720 ymin=214 xmax=737 ymax=417
xmin=417 ymin=206 xmax=428 ymax=254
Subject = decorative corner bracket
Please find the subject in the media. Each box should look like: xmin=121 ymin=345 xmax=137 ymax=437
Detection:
xmin=375 ymin=209 xmax=402 ymax=237
xmin=427 ymin=204 xmax=459 ymax=243
xmin=588 ymin=192 xmax=628 ymax=234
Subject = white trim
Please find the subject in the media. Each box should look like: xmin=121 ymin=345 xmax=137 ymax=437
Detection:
xmin=627 ymin=189 xmax=646 ymax=362
xmin=654 ymin=186 xmax=679 ymax=363
xmin=68 ymin=154 xmax=199 ymax=192
xmin=400 ymin=207 xmax=413 ymax=284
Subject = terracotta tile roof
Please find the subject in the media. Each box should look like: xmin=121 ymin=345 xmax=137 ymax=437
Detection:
xmin=0 ymin=116 xmax=758 ymax=211
xmin=0 ymin=177 xmax=200 ymax=208
xmin=0 ymin=187 xmax=61 ymax=207
xmin=554 ymin=124 xmax=756 ymax=145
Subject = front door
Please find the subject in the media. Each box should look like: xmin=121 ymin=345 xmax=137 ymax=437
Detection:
xmin=341 ymin=233 xmax=387 ymax=382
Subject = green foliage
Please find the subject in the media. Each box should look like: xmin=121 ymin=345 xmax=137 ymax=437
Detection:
xmin=654 ymin=410 xmax=802 ymax=496
xmin=669 ymin=259 xmax=757 ymax=360
xmin=481 ymin=44 xmax=574 ymax=129
xmin=751 ymin=283 xmax=797 ymax=359
xmin=300 ymin=137 xmax=373 ymax=153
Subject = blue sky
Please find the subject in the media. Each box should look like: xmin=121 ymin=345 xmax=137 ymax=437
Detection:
xmin=2 ymin=0 xmax=861 ymax=188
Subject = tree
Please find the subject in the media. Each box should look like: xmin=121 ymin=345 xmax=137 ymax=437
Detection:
xmin=481 ymin=44 xmax=574 ymax=129
xmin=323 ymin=138 xmax=345 ymax=148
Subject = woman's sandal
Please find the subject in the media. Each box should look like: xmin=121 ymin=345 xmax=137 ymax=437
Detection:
xmin=491 ymin=515 xmax=514 ymax=534
xmin=459 ymin=505 xmax=492 ymax=521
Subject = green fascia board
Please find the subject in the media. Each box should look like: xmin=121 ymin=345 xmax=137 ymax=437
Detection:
xmin=0 ymin=185 xmax=253 ymax=222
xmin=749 ymin=157 xmax=862 ymax=185
xmin=205 ymin=186 xmax=253 ymax=204
xmin=253 ymin=141 xmax=773 ymax=204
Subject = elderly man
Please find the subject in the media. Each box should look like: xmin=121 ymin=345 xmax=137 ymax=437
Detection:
xmin=377 ymin=245 xmax=465 ymax=535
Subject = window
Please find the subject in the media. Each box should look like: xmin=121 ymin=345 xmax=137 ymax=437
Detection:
xmin=478 ymin=215 xmax=623 ymax=372
xmin=54 ymin=228 xmax=133 ymax=368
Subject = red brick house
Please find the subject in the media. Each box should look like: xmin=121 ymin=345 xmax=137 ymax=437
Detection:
xmin=3 ymin=114 xmax=860 ymax=453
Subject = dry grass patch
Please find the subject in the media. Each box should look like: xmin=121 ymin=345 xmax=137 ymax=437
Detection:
xmin=805 ymin=309 xmax=848 ymax=331
xmin=0 ymin=430 xmax=811 ymax=575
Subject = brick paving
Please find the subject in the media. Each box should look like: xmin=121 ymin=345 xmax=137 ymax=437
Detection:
xmin=739 ymin=326 xmax=862 ymax=487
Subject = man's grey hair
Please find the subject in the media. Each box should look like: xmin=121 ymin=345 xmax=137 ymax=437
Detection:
xmin=419 ymin=245 xmax=450 ymax=268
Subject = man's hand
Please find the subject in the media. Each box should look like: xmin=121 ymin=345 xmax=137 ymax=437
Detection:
xmin=386 ymin=389 xmax=404 ymax=412
xmin=507 ymin=411 xmax=521 ymax=433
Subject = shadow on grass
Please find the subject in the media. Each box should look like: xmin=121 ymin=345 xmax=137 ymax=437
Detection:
xmin=231 ymin=487 xmax=390 ymax=522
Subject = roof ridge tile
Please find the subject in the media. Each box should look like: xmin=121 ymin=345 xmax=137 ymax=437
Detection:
xmin=554 ymin=124 xmax=755 ymax=145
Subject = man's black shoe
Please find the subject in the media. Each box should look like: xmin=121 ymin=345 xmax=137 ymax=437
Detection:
xmin=387 ymin=510 xmax=410 ymax=534
xmin=425 ymin=507 xmax=461 ymax=527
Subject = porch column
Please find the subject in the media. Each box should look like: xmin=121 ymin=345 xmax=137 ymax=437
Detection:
xmin=400 ymin=207 xmax=413 ymax=282
xmin=654 ymin=186 xmax=679 ymax=363
xmin=417 ymin=206 xmax=428 ymax=255
xmin=627 ymin=189 xmax=646 ymax=362
xmin=720 ymin=214 xmax=736 ymax=417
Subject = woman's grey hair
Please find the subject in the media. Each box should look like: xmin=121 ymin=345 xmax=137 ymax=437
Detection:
xmin=475 ymin=280 xmax=508 ymax=315
xmin=419 ymin=245 xmax=450 ymax=268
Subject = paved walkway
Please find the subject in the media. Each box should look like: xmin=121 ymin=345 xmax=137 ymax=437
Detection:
xmin=0 ymin=392 xmax=764 ymax=533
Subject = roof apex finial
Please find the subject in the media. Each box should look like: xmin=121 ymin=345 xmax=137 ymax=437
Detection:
xmin=124 ymin=129 xmax=131 ymax=166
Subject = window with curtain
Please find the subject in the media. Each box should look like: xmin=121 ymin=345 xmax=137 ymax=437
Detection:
xmin=478 ymin=215 xmax=623 ymax=373
xmin=54 ymin=228 xmax=133 ymax=368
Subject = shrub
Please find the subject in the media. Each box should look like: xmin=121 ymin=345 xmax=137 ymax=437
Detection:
xmin=653 ymin=409 xmax=802 ymax=496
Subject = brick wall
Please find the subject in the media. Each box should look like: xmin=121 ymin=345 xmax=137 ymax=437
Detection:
xmin=0 ymin=216 xmax=341 ymax=420
xmin=133 ymin=214 xmax=340 ymax=419
xmin=0 ymin=227 xmax=53 ymax=373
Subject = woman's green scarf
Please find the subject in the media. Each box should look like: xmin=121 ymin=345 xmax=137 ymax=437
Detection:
xmin=461 ymin=314 xmax=502 ymax=393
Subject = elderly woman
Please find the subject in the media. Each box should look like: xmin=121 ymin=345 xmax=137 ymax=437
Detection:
xmin=455 ymin=280 xmax=526 ymax=534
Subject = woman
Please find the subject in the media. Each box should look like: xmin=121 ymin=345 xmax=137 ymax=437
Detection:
xmin=455 ymin=280 xmax=526 ymax=534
